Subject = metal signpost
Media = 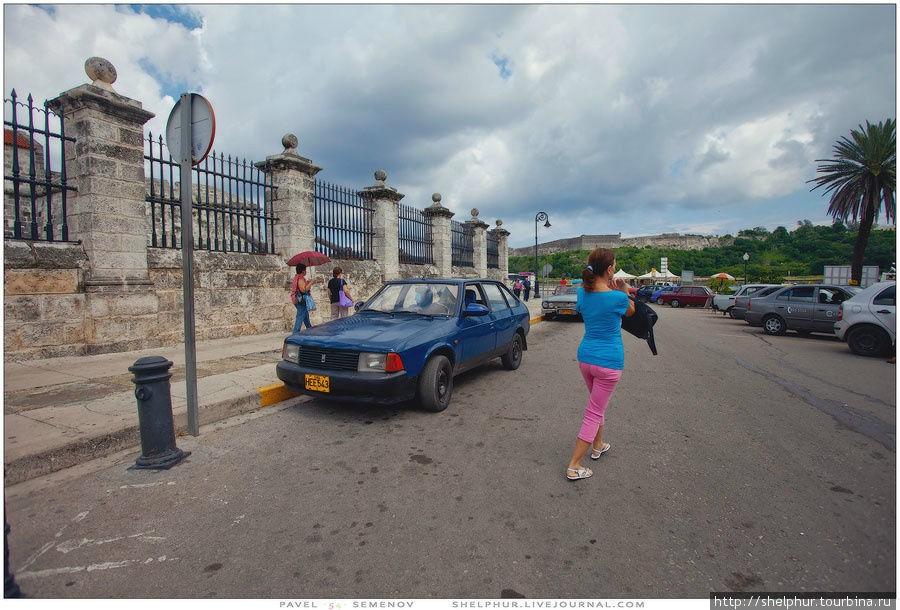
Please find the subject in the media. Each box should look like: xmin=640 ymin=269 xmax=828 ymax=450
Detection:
xmin=166 ymin=94 xmax=215 ymax=436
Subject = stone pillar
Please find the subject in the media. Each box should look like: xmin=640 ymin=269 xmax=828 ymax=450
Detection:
xmin=359 ymin=170 xmax=403 ymax=282
xmin=466 ymin=208 xmax=490 ymax=277
xmin=255 ymin=134 xmax=321 ymax=261
xmin=490 ymin=219 xmax=511 ymax=280
xmin=47 ymin=58 xmax=155 ymax=286
xmin=47 ymin=58 xmax=160 ymax=354
xmin=423 ymin=193 xmax=455 ymax=278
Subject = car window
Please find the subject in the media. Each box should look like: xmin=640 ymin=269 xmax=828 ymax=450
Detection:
xmin=777 ymin=286 xmax=814 ymax=302
xmin=498 ymin=283 xmax=520 ymax=306
xmin=481 ymin=282 xmax=510 ymax=311
xmin=365 ymin=283 xmax=459 ymax=314
xmin=464 ymin=284 xmax=486 ymax=307
xmin=818 ymin=288 xmax=852 ymax=305
xmin=874 ymin=285 xmax=896 ymax=306
xmin=757 ymin=286 xmax=781 ymax=297
xmin=677 ymin=287 xmax=690 ymax=294
xmin=746 ymin=286 xmax=767 ymax=296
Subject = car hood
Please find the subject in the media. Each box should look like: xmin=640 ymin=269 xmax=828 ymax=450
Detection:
xmin=285 ymin=313 xmax=448 ymax=352
xmin=545 ymin=294 xmax=576 ymax=303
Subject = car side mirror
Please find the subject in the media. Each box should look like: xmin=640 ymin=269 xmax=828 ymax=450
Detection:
xmin=355 ymin=301 xmax=365 ymax=311
xmin=463 ymin=303 xmax=490 ymax=316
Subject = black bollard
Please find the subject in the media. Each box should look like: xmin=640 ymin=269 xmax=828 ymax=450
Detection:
xmin=128 ymin=356 xmax=190 ymax=470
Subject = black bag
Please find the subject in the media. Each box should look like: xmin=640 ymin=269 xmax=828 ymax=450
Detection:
xmin=621 ymin=297 xmax=659 ymax=355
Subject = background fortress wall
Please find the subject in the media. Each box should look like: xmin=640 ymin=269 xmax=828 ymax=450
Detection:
xmin=508 ymin=233 xmax=729 ymax=257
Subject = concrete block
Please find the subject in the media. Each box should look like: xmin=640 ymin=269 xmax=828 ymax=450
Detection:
xmin=42 ymin=293 xmax=86 ymax=320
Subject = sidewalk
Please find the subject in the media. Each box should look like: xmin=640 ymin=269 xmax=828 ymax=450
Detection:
xmin=4 ymin=296 xmax=546 ymax=485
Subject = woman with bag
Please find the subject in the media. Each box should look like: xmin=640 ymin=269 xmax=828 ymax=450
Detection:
xmin=291 ymin=263 xmax=321 ymax=332
xmin=327 ymin=267 xmax=354 ymax=319
xmin=565 ymin=247 xmax=635 ymax=481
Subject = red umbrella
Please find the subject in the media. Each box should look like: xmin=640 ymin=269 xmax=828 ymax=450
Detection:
xmin=286 ymin=251 xmax=331 ymax=267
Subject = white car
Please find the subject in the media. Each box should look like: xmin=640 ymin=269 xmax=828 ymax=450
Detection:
xmin=834 ymin=281 xmax=896 ymax=357
xmin=712 ymin=284 xmax=776 ymax=318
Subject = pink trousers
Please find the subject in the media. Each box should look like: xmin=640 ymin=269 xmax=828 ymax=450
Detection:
xmin=577 ymin=362 xmax=622 ymax=443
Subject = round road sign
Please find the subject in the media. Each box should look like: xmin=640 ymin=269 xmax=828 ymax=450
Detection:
xmin=166 ymin=93 xmax=215 ymax=165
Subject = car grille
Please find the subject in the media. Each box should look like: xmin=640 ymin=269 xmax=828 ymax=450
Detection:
xmin=297 ymin=347 xmax=360 ymax=371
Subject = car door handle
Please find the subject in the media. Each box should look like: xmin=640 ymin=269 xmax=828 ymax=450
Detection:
xmin=877 ymin=309 xmax=892 ymax=314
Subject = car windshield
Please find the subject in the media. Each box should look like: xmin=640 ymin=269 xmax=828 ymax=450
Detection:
xmin=553 ymin=286 xmax=578 ymax=296
xmin=362 ymin=283 xmax=459 ymax=316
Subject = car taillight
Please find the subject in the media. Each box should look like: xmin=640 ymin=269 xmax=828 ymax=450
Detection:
xmin=747 ymin=298 xmax=751 ymax=311
xmin=838 ymin=305 xmax=843 ymax=321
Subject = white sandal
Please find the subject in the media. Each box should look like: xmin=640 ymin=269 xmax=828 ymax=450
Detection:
xmin=590 ymin=443 xmax=610 ymax=460
xmin=566 ymin=466 xmax=593 ymax=481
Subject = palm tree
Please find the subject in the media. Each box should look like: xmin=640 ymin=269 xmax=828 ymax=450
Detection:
xmin=809 ymin=119 xmax=896 ymax=284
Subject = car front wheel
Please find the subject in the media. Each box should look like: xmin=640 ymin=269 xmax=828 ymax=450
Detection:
xmin=417 ymin=354 xmax=453 ymax=412
xmin=728 ymin=307 xmax=738 ymax=319
xmin=847 ymin=325 xmax=891 ymax=357
xmin=501 ymin=333 xmax=524 ymax=370
xmin=670 ymin=299 xmax=680 ymax=308
xmin=762 ymin=315 xmax=786 ymax=336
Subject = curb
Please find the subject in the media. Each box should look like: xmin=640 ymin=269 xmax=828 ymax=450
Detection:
xmin=256 ymin=382 xmax=301 ymax=407
xmin=4 ymin=389 xmax=274 ymax=486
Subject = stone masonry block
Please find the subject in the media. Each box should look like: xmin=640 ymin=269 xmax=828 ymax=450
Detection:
xmin=42 ymin=294 xmax=86 ymax=320
xmin=5 ymin=295 xmax=41 ymax=322
xmin=5 ymin=269 xmax=78 ymax=294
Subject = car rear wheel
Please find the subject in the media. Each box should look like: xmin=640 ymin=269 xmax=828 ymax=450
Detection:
xmin=417 ymin=354 xmax=453 ymax=412
xmin=728 ymin=308 xmax=738 ymax=319
xmin=762 ymin=315 xmax=786 ymax=336
xmin=670 ymin=299 xmax=680 ymax=308
xmin=501 ymin=333 xmax=524 ymax=370
xmin=847 ymin=325 xmax=891 ymax=357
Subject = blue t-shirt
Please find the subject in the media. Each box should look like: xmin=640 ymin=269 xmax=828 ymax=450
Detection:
xmin=576 ymin=288 xmax=630 ymax=370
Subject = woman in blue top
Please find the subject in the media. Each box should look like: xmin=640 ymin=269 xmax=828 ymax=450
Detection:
xmin=566 ymin=247 xmax=635 ymax=481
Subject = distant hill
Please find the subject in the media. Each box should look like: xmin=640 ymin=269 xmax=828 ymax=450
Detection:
xmin=508 ymin=232 xmax=729 ymax=257
xmin=509 ymin=223 xmax=896 ymax=284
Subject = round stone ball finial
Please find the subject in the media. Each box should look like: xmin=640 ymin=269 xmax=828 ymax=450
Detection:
xmin=432 ymin=193 xmax=442 ymax=205
xmin=374 ymin=169 xmax=387 ymax=185
xmin=85 ymin=57 xmax=117 ymax=92
xmin=471 ymin=208 xmax=480 ymax=218
xmin=282 ymin=134 xmax=299 ymax=154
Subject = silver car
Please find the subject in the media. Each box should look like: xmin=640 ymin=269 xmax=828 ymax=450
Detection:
xmin=542 ymin=284 xmax=580 ymax=320
xmin=745 ymin=284 xmax=861 ymax=336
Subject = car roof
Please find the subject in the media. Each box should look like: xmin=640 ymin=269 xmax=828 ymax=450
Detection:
xmin=388 ymin=278 xmax=501 ymax=284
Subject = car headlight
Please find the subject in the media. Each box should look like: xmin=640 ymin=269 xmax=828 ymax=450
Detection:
xmin=542 ymin=301 xmax=550 ymax=308
xmin=283 ymin=343 xmax=299 ymax=364
xmin=358 ymin=352 xmax=405 ymax=373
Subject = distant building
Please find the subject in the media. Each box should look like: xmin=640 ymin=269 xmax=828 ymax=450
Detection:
xmin=508 ymin=232 xmax=730 ymax=257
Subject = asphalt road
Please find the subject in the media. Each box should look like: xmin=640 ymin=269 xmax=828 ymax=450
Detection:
xmin=6 ymin=306 xmax=895 ymax=599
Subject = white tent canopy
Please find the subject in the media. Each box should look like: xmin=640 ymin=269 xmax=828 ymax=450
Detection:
xmin=613 ymin=269 xmax=636 ymax=279
xmin=637 ymin=269 xmax=680 ymax=280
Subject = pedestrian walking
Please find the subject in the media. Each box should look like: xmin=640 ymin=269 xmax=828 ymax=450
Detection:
xmin=523 ymin=277 xmax=531 ymax=301
xmin=566 ymin=247 xmax=635 ymax=481
xmin=291 ymin=264 xmax=322 ymax=332
xmin=513 ymin=278 xmax=523 ymax=299
xmin=328 ymin=267 xmax=354 ymax=319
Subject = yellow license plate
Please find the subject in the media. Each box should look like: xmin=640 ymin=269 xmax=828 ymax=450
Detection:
xmin=305 ymin=374 xmax=330 ymax=393
xmin=560 ymin=309 xmax=574 ymax=315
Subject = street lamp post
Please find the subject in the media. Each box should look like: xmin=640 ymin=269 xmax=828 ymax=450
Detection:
xmin=534 ymin=212 xmax=550 ymax=298
xmin=743 ymin=252 xmax=750 ymax=285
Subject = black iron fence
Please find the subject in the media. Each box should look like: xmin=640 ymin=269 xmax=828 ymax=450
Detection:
xmin=398 ymin=203 xmax=433 ymax=265
xmin=451 ymin=220 xmax=474 ymax=267
xmin=3 ymin=90 xmax=77 ymax=242
xmin=314 ymin=180 xmax=375 ymax=260
xmin=487 ymin=231 xmax=500 ymax=269
xmin=144 ymin=134 xmax=277 ymax=253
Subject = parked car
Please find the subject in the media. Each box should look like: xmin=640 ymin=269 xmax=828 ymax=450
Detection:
xmin=732 ymin=285 xmax=782 ymax=320
xmin=713 ymin=284 xmax=778 ymax=318
xmin=636 ymin=285 xmax=657 ymax=302
xmin=744 ymin=284 xmax=861 ymax=336
xmin=834 ymin=281 xmax=896 ymax=357
xmin=276 ymin=278 xmax=530 ymax=412
xmin=542 ymin=284 xmax=581 ymax=320
xmin=650 ymin=286 xmax=677 ymax=303
xmin=657 ymin=285 xmax=714 ymax=308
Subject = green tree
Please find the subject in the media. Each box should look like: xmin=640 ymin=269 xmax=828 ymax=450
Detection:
xmin=809 ymin=119 xmax=896 ymax=284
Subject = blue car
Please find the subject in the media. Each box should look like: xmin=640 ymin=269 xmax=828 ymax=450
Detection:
xmin=651 ymin=286 xmax=677 ymax=302
xmin=276 ymin=278 xmax=530 ymax=412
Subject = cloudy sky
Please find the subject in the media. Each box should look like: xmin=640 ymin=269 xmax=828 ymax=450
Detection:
xmin=3 ymin=3 xmax=896 ymax=248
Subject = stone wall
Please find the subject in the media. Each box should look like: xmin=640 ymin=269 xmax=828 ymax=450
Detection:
xmin=509 ymin=232 xmax=727 ymax=257
xmin=4 ymin=241 xmax=89 ymax=360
